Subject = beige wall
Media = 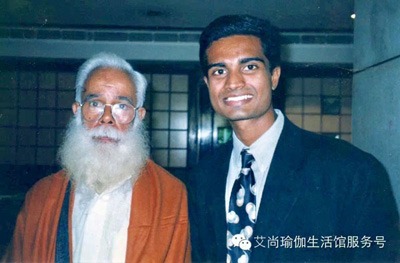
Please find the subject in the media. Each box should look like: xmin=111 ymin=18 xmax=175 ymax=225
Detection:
xmin=285 ymin=77 xmax=352 ymax=142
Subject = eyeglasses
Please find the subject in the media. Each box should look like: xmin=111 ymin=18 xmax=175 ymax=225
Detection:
xmin=78 ymin=100 xmax=137 ymax=124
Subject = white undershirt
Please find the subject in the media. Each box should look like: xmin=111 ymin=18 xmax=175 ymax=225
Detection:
xmin=72 ymin=178 xmax=133 ymax=263
xmin=225 ymin=109 xmax=284 ymax=217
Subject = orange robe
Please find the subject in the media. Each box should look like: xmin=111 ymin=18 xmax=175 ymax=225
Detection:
xmin=2 ymin=160 xmax=191 ymax=263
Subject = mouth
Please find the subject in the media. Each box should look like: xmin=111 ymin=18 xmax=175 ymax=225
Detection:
xmin=92 ymin=136 xmax=120 ymax=144
xmin=224 ymin=94 xmax=253 ymax=103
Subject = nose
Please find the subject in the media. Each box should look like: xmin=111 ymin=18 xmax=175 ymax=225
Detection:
xmin=226 ymin=70 xmax=245 ymax=90
xmin=99 ymin=105 xmax=115 ymax=125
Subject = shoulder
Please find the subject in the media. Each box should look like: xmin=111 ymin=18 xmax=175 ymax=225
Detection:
xmin=186 ymin=143 xmax=232 ymax=198
xmin=25 ymin=170 xmax=69 ymax=201
xmin=18 ymin=170 xmax=69 ymax=224
xmin=284 ymin=119 xmax=382 ymax=168
xmin=141 ymin=160 xmax=186 ymax=191
xmin=191 ymin=142 xmax=232 ymax=173
xmin=133 ymin=160 xmax=188 ymax=217
xmin=314 ymin=133 xmax=381 ymax=168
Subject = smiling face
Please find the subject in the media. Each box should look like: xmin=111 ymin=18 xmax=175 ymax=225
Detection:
xmin=204 ymin=35 xmax=281 ymax=132
xmin=72 ymin=67 xmax=146 ymax=143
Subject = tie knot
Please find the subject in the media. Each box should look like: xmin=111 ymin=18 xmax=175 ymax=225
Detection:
xmin=240 ymin=149 xmax=254 ymax=168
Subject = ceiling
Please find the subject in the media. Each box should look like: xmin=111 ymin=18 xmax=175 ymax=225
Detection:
xmin=1 ymin=0 xmax=354 ymax=32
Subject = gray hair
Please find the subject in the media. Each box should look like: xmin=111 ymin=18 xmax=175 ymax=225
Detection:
xmin=75 ymin=52 xmax=147 ymax=107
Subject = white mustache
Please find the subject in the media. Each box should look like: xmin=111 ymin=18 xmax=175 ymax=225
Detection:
xmin=87 ymin=126 xmax=123 ymax=141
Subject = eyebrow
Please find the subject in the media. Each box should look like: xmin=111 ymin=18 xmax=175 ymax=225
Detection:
xmin=82 ymin=94 xmax=99 ymax=102
xmin=118 ymin=96 xmax=135 ymax=105
xmin=240 ymin=57 xmax=266 ymax=65
xmin=206 ymin=57 xmax=266 ymax=71
xmin=206 ymin=62 xmax=225 ymax=71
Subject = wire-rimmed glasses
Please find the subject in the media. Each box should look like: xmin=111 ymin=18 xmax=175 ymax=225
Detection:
xmin=78 ymin=100 xmax=137 ymax=124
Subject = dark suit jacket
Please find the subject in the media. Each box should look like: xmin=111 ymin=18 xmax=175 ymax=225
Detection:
xmin=188 ymin=118 xmax=399 ymax=262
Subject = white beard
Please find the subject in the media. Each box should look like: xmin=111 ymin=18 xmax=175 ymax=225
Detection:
xmin=58 ymin=115 xmax=150 ymax=193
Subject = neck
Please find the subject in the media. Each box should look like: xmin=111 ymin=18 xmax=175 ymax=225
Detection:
xmin=231 ymin=111 xmax=277 ymax=146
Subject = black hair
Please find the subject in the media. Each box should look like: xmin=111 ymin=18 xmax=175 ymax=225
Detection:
xmin=199 ymin=14 xmax=281 ymax=76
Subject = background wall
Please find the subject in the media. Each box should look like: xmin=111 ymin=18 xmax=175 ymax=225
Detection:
xmin=353 ymin=0 xmax=400 ymax=209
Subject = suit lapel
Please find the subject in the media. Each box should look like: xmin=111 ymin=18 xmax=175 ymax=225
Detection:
xmin=210 ymin=184 xmax=227 ymax=260
xmin=255 ymin=119 xmax=308 ymax=237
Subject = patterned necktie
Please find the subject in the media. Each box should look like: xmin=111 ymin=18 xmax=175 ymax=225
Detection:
xmin=227 ymin=149 xmax=256 ymax=263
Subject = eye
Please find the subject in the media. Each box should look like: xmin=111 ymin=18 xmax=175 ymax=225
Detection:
xmin=211 ymin=68 xmax=226 ymax=76
xmin=88 ymin=100 xmax=103 ymax=108
xmin=244 ymin=64 xmax=258 ymax=71
xmin=116 ymin=103 xmax=128 ymax=110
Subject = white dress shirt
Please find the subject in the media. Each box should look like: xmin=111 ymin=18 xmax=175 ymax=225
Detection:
xmin=72 ymin=178 xmax=133 ymax=263
xmin=225 ymin=109 xmax=284 ymax=217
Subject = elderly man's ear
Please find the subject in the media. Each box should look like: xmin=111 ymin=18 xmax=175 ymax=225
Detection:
xmin=72 ymin=102 xmax=80 ymax=115
xmin=137 ymin=107 xmax=146 ymax=121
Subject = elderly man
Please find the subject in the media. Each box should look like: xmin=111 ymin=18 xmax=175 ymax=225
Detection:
xmin=3 ymin=53 xmax=190 ymax=262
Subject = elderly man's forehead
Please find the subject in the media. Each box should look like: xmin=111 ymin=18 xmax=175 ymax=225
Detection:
xmin=82 ymin=67 xmax=137 ymax=98
xmin=86 ymin=67 xmax=133 ymax=83
xmin=84 ymin=67 xmax=135 ymax=87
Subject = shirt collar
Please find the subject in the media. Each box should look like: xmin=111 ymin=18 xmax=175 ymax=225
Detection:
xmin=232 ymin=109 xmax=285 ymax=171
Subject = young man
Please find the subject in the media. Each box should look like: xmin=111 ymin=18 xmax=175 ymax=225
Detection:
xmin=189 ymin=15 xmax=399 ymax=262
xmin=3 ymin=53 xmax=190 ymax=262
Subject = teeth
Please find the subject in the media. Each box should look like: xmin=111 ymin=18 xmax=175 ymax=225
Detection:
xmin=225 ymin=95 xmax=253 ymax=102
